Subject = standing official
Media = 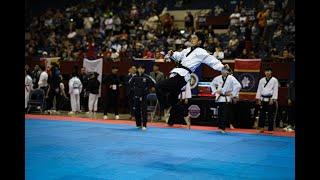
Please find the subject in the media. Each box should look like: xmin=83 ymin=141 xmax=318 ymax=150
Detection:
xmin=256 ymin=67 xmax=279 ymax=133
xmin=285 ymin=80 xmax=295 ymax=132
xmin=79 ymin=67 xmax=89 ymax=112
xmin=129 ymin=65 xmax=156 ymax=130
xmin=211 ymin=67 xmax=241 ymax=133
xmin=124 ymin=65 xmax=137 ymax=119
xmin=103 ymin=66 xmax=122 ymax=120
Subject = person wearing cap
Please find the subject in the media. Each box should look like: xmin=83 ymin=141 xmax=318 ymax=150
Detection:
xmin=129 ymin=65 xmax=156 ymax=130
xmin=103 ymin=66 xmax=122 ymax=120
xmin=87 ymin=72 xmax=100 ymax=116
xmin=211 ymin=67 xmax=241 ymax=133
xmin=157 ymin=31 xmax=229 ymax=120
xmin=256 ymin=67 xmax=279 ymax=133
xmin=68 ymin=72 xmax=83 ymax=114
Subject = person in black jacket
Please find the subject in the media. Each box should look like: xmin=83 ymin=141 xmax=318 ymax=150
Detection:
xmin=103 ymin=66 xmax=122 ymax=120
xmin=87 ymin=72 xmax=100 ymax=116
xmin=79 ymin=67 xmax=89 ymax=111
xmin=285 ymin=80 xmax=295 ymax=132
xmin=46 ymin=64 xmax=62 ymax=113
xmin=129 ymin=65 xmax=156 ymax=130
xmin=124 ymin=65 xmax=137 ymax=119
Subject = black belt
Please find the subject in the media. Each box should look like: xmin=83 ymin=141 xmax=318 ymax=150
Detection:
xmin=261 ymin=95 xmax=272 ymax=98
xmin=176 ymin=64 xmax=192 ymax=74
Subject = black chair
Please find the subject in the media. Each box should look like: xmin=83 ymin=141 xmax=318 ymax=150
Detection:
xmin=146 ymin=93 xmax=158 ymax=122
xmin=27 ymin=89 xmax=45 ymax=113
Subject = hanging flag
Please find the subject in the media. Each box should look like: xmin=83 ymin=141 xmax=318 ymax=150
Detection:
xmin=233 ymin=59 xmax=261 ymax=100
xmin=43 ymin=57 xmax=60 ymax=68
xmin=83 ymin=58 xmax=103 ymax=96
xmin=190 ymin=64 xmax=202 ymax=95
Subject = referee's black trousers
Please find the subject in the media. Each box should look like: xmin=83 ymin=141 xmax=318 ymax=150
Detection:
xmin=217 ymin=102 xmax=232 ymax=130
xmin=258 ymin=101 xmax=275 ymax=131
xmin=155 ymin=75 xmax=186 ymax=111
xmin=134 ymin=96 xmax=148 ymax=127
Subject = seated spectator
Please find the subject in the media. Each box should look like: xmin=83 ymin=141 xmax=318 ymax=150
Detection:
xmin=83 ymin=15 xmax=94 ymax=32
xmin=206 ymin=37 xmax=216 ymax=53
xmin=143 ymin=47 xmax=154 ymax=58
xmin=102 ymin=48 xmax=111 ymax=61
xmin=110 ymin=48 xmax=120 ymax=62
xmin=228 ymin=35 xmax=239 ymax=57
xmin=214 ymin=5 xmax=224 ymax=16
xmin=119 ymin=29 xmax=128 ymax=41
xmin=248 ymin=50 xmax=256 ymax=58
xmin=160 ymin=12 xmax=173 ymax=32
xmin=274 ymin=48 xmax=295 ymax=61
xmin=273 ymin=24 xmax=284 ymax=39
xmin=104 ymin=15 xmax=114 ymax=36
xmin=256 ymin=42 xmax=269 ymax=60
xmin=240 ymin=48 xmax=249 ymax=59
xmin=229 ymin=7 xmax=241 ymax=28
xmin=213 ymin=47 xmax=224 ymax=60
xmin=143 ymin=12 xmax=159 ymax=31
xmin=130 ymin=5 xmax=139 ymax=19
xmin=184 ymin=11 xmax=194 ymax=30
xmin=112 ymin=14 xmax=122 ymax=34
xmin=257 ymin=9 xmax=269 ymax=35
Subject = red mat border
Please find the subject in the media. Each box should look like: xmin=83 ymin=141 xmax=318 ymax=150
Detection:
xmin=25 ymin=114 xmax=295 ymax=137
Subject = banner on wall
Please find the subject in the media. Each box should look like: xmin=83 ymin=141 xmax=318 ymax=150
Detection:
xmin=83 ymin=58 xmax=103 ymax=96
xmin=190 ymin=64 xmax=202 ymax=95
xmin=233 ymin=59 xmax=261 ymax=100
xmin=41 ymin=57 xmax=60 ymax=67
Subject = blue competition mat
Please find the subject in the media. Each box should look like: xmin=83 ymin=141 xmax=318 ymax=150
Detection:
xmin=25 ymin=119 xmax=295 ymax=180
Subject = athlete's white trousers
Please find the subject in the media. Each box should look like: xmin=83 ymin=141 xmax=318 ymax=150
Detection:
xmin=88 ymin=93 xmax=99 ymax=112
xmin=70 ymin=93 xmax=80 ymax=112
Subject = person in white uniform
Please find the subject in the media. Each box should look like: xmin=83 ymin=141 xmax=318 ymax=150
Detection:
xmin=68 ymin=73 xmax=83 ymax=114
xmin=87 ymin=72 xmax=100 ymax=116
xmin=256 ymin=67 xmax=279 ymax=132
xmin=167 ymin=80 xmax=192 ymax=129
xmin=211 ymin=67 xmax=241 ymax=133
xmin=156 ymin=32 xmax=229 ymax=119
xmin=38 ymin=65 xmax=49 ymax=96
xmin=25 ymin=70 xmax=33 ymax=111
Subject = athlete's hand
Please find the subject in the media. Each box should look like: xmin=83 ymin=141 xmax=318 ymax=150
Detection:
xmin=226 ymin=91 xmax=233 ymax=96
xmin=257 ymin=99 xmax=261 ymax=105
xmin=224 ymin=64 xmax=230 ymax=70
xmin=168 ymin=50 xmax=174 ymax=56
xmin=269 ymin=100 xmax=275 ymax=105
xmin=232 ymin=97 xmax=239 ymax=104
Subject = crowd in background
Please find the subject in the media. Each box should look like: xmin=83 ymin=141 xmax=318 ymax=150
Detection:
xmin=25 ymin=0 xmax=295 ymax=62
